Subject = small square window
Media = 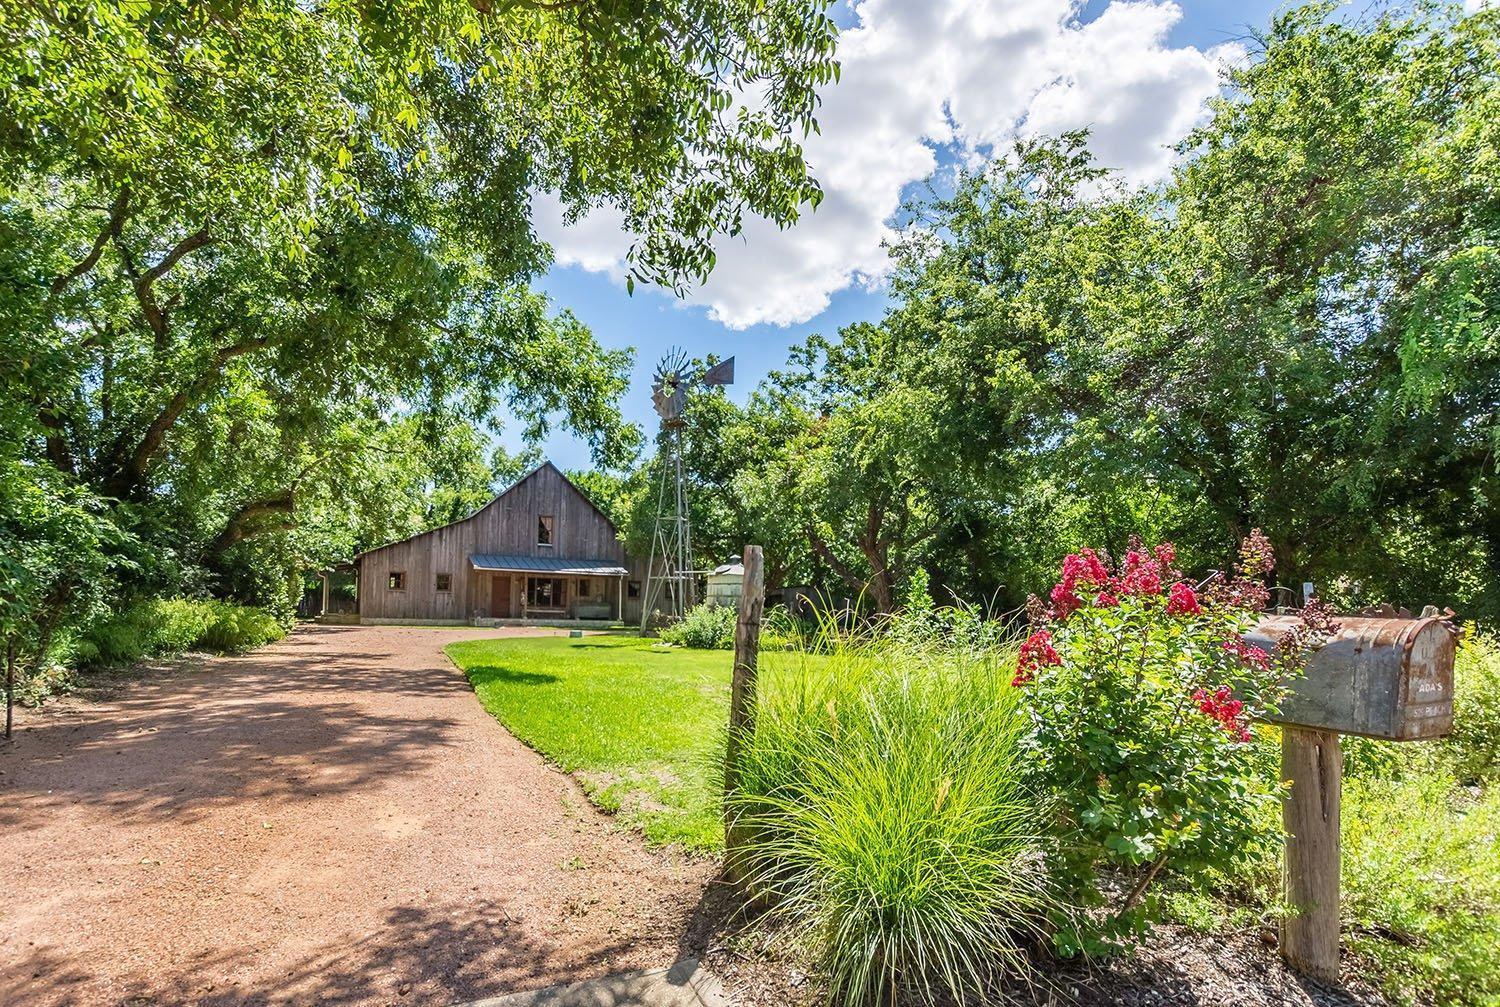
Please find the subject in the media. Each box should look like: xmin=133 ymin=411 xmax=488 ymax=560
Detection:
xmin=577 ymin=578 xmax=590 ymax=595
xmin=627 ymin=580 xmax=641 ymax=599
xmin=387 ymin=571 xmax=406 ymax=591
xmin=537 ymin=514 xmax=554 ymax=546
xmin=435 ymin=573 xmax=452 ymax=592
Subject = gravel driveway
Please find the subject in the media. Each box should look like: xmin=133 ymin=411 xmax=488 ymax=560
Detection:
xmin=0 ymin=624 xmax=713 ymax=1006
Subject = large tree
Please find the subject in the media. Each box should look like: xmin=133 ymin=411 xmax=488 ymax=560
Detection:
xmin=708 ymin=2 xmax=1500 ymax=618
xmin=0 ymin=0 xmax=840 ymax=692
xmin=0 ymin=0 xmax=837 ymax=563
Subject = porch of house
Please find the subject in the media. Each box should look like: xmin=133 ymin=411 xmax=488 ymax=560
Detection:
xmin=468 ymin=553 xmax=631 ymax=626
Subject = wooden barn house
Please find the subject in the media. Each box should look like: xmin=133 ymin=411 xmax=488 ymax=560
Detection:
xmin=353 ymin=462 xmax=644 ymax=625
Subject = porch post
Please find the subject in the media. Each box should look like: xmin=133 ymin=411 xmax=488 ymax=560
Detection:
xmin=618 ymin=575 xmax=624 ymax=622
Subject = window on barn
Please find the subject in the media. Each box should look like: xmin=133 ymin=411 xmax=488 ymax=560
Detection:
xmin=526 ymin=577 xmax=565 ymax=608
xmin=387 ymin=571 xmax=406 ymax=591
xmin=628 ymin=580 xmax=641 ymax=599
xmin=537 ymin=514 xmax=554 ymax=546
xmin=435 ymin=573 xmax=452 ymax=592
xmin=577 ymin=578 xmax=590 ymax=596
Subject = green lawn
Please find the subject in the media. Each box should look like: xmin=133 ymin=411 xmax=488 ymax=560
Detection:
xmin=446 ymin=634 xmax=764 ymax=851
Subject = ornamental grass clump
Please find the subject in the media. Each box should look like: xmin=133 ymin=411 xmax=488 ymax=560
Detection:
xmin=727 ymin=628 xmax=1054 ymax=1006
xmin=1014 ymin=531 xmax=1337 ymax=954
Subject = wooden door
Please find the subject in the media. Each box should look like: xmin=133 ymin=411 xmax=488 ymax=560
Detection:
xmin=491 ymin=575 xmax=513 ymax=618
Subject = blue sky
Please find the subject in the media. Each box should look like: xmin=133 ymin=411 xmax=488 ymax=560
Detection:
xmin=517 ymin=0 xmax=1287 ymax=471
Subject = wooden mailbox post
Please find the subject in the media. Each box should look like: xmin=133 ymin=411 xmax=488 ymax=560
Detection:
xmin=723 ymin=544 xmax=764 ymax=883
xmin=1245 ymin=614 xmax=1457 ymax=983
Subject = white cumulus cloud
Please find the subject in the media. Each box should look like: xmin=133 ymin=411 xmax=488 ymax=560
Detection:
xmin=535 ymin=0 xmax=1241 ymax=329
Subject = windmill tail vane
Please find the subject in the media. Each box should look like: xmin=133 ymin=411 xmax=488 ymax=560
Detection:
xmin=641 ymin=349 xmax=734 ymax=630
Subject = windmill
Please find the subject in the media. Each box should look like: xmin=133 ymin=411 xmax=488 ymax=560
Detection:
xmin=641 ymin=348 xmax=734 ymax=629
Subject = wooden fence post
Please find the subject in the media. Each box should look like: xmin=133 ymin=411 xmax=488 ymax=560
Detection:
xmin=723 ymin=545 xmax=764 ymax=882
xmin=1281 ymin=725 xmax=1342 ymax=983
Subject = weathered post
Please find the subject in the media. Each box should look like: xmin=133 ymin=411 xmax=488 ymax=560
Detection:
xmin=723 ymin=544 xmax=764 ymax=881
xmin=1248 ymin=613 xmax=1457 ymax=984
xmin=1280 ymin=726 xmax=1341 ymax=979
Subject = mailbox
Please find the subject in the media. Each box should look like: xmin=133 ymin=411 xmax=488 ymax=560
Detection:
xmin=1246 ymin=615 xmax=1456 ymax=740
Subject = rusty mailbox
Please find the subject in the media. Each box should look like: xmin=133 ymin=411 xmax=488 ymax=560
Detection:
xmin=1244 ymin=610 xmax=1458 ymax=984
xmin=1246 ymin=614 xmax=1455 ymax=740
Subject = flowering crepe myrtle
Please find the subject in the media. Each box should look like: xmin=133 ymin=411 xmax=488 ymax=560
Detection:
xmin=1012 ymin=529 xmax=1341 ymax=950
xmin=1013 ymin=629 xmax=1061 ymax=687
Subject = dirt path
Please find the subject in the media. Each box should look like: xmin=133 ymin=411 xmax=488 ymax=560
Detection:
xmin=0 ymin=624 xmax=715 ymax=1007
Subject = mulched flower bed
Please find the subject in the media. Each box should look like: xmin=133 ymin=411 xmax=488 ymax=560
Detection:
xmin=684 ymin=882 xmax=1393 ymax=1007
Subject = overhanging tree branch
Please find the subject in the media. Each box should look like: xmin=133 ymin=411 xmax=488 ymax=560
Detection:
xmin=50 ymin=188 xmax=129 ymax=296
xmin=107 ymin=335 xmax=270 ymax=496
xmin=113 ymin=226 xmax=214 ymax=345
xmin=207 ymin=494 xmax=296 ymax=555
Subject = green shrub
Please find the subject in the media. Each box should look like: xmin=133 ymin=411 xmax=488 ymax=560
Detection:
xmin=196 ymin=600 xmax=286 ymax=653
xmin=1442 ymin=631 xmax=1500 ymax=784
xmin=1342 ymin=774 xmax=1500 ymax=1006
xmin=658 ymin=601 xmax=735 ymax=649
xmin=1016 ymin=538 xmax=1305 ymax=953
xmin=727 ymin=633 xmax=1053 ymax=1006
xmin=79 ymin=597 xmax=283 ymax=666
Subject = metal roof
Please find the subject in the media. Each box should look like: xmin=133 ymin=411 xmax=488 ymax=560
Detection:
xmin=470 ymin=553 xmax=628 ymax=576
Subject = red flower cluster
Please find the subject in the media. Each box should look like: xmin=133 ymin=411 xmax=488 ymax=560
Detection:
xmin=1222 ymin=638 xmax=1271 ymax=671
xmin=1165 ymin=581 xmax=1201 ymax=616
xmin=1193 ymin=686 xmax=1252 ymax=742
xmin=1049 ymin=548 xmax=1110 ymax=618
xmin=1013 ymin=629 xmax=1061 ymax=687
xmin=1046 ymin=540 xmax=1185 ymax=620
xmin=1203 ymin=528 xmax=1275 ymax=613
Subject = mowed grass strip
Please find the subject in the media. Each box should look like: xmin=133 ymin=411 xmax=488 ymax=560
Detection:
xmin=446 ymin=634 xmax=746 ymax=851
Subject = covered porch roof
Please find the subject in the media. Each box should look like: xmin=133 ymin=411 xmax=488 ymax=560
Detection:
xmin=470 ymin=553 xmax=628 ymax=577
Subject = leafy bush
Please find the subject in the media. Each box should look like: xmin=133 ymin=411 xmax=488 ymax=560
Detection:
xmin=658 ymin=601 xmax=735 ymax=649
xmin=77 ymin=597 xmax=284 ymax=668
xmin=196 ymin=600 xmax=286 ymax=653
xmin=1441 ymin=631 xmax=1500 ymax=784
xmin=727 ymin=631 xmax=1054 ymax=1006
xmin=1014 ymin=534 xmax=1331 ymax=954
xmin=1340 ymin=774 xmax=1500 ymax=1007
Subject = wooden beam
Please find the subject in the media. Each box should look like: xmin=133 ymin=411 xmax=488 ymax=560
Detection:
xmin=1281 ymin=726 xmax=1342 ymax=983
xmin=724 ymin=544 xmax=764 ymax=883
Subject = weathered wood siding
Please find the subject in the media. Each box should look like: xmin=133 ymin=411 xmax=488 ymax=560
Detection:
xmin=356 ymin=463 xmax=633 ymax=622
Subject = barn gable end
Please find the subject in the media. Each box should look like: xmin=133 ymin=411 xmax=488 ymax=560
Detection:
xmin=354 ymin=462 xmax=640 ymax=623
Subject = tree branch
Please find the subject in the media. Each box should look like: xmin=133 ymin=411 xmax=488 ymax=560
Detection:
xmin=50 ymin=188 xmax=129 ymax=296
xmin=207 ymin=493 xmax=296 ymax=555
xmin=108 ymin=334 xmax=269 ymax=496
xmin=113 ymin=226 xmax=213 ymax=347
xmin=805 ymin=524 xmax=866 ymax=597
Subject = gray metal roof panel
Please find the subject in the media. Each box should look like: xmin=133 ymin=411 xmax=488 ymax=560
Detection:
xmin=470 ymin=553 xmax=628 ymax=576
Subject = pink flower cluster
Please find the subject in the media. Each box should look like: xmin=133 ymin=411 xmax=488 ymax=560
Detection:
xmin=1222 ymin=638 xmax=1271 ymax=671
xmin=1193 ymin=686 xmax=1253 ymax=742
xmin=1041 ymin=540 xmax=1202 ymax=621
xmin=1013 ymin=629 xmax=1061 ymax=687
xmin=1048 ymin=548 xmax=1110 ymax=619
xmin=1165 ymin=581 xmax=1201 ymax=616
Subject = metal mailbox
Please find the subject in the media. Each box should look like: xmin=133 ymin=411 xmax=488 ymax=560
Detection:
xmin=1246 ymin=614 xmax=1456 ymax=740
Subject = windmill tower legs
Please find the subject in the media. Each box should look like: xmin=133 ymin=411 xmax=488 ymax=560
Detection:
xmin=642 ymin=425 xmax=695 ymax=631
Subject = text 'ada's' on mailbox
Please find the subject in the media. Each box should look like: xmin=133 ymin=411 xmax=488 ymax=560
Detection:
xmin=1245 ymin=615 xmax=1457 ymax=741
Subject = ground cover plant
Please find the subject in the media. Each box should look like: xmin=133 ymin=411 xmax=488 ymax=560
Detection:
xmin=446 ymin=634 xmax=818 ymax=849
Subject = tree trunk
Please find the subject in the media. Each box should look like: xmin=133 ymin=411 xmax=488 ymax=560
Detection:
xmin=5 ymin=638 xmax=15 ymax=740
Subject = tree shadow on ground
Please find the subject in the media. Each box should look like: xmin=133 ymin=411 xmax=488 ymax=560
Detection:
xmin=5 ymin=900 xmax=656 ymax=1007
xmin=0 ymin=627 xmax=476 ymax=827
xmin=466 ymin=665 xmax=562 ymax=686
